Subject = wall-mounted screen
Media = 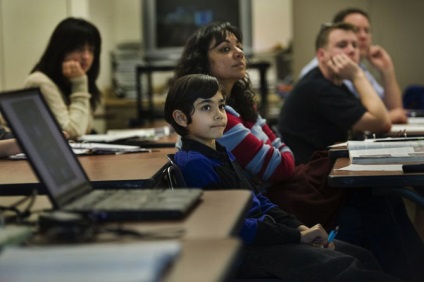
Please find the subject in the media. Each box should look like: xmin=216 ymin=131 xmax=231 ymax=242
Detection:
xmin=142 ymin=0 xmax=252 ymax=61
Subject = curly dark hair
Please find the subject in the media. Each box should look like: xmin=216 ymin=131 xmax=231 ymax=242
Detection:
xmin=173 ymin=22 xmax=258 ymax=122
xmin=31 ymin=17 xmax=102 ymax=111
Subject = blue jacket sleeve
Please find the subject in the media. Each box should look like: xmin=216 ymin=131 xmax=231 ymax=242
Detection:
xmin=241 ymin=192 xmax=302 ymax=245
xmin=177 ymin=153 xmax=302 ymax=246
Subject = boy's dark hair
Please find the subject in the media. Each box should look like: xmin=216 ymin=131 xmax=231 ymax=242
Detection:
xmin=315 ymin=22 xmax=357 ymax=51
xmin=164 ymin=74 xmax=222 ymax=136
xmin=332 ymin=7 xmax=370 ymax=23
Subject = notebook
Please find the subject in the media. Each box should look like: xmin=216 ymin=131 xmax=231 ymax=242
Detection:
xmin=0 ymin=88 xmax=202 ymax=221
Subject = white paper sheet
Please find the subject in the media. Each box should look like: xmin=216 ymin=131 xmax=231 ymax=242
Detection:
xmin=336 ymin=164 xmax=403 ymax=171
xmin=0 ymin=240 xmax=181 ymax=282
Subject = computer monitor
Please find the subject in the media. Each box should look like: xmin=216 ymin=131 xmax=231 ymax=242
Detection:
xmin=142 ymin=0 xmax=253 ymax=62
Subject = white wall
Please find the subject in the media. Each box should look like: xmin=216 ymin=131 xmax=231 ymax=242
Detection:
xmin=2 ymin=0 xmax=423 ymax=93
xmin=253 ymin=0 xmax=292 ymax=52
xmin=0 ymin=0 xmax=291 ymax=93
xmin=0 ymin=0 xmax=68 ymax=91
xmin=292 ymin=0 xmax=424 ymax=91
xmin=0 ymin=0 xmax=141 ymax=92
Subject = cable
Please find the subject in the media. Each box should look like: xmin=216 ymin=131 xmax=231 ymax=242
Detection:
xmin=0 ymin=189 xmax=37 ymax=224
xmin=98 ymin=226 xmax=185 ymax=239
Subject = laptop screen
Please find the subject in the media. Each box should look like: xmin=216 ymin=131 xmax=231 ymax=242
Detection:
xmin=0 ymin=88 xmax=91 ymax=206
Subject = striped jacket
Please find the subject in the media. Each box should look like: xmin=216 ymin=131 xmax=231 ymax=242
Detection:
xmin=218 ymin=105 xmax=295 ymax=185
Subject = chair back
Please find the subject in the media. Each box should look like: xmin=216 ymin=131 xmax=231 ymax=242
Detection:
xmin=403 ymin=85 xmax=424 ymax=110
xmin=165 ymin=154 xmax=187 ymax=189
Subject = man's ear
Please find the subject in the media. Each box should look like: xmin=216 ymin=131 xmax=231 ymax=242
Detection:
xmin=172 ymin=110 xmax=188 ymax=127
xmin=316 ymin=48 xmax=326 ymax=63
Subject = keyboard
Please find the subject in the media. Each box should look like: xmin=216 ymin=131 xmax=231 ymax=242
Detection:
xmin=64 ymin=188 xmax=203 ymax=212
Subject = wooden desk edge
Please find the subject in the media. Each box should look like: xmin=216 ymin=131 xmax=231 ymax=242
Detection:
xmin=164 ymin=238 xmax=242 ymax=282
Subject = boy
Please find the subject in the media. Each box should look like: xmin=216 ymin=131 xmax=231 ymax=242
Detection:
xmin=164 ymin=74 xmax=398 ymax=281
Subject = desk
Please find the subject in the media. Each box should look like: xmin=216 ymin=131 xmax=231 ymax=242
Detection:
xmin=134 ymin=61 xmax=271 ymax=125
xmin=3 ymin=189 xmax=251 ymax=238
xmin=1 ymin=189 xmax=251 ymax=281
xmin=0 ymin=148 xmax=176 ymax=195
xmin=165 ymin=238 xmax=241 ymax=281
xmin=328 ymin=156 xmax=424 ymax=208
xmin=125 ymin=132 xmax=178 ymax=148
xmin=390 ymin=122 xmax=424 ymax=137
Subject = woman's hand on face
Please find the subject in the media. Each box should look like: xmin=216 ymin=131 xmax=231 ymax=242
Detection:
xmin=62 ymin=60 xmax=85 ymax=79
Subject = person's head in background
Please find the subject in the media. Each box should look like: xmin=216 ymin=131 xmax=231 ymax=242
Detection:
xmin=164 ymin=74 xmax=227 ymax=149
xmin=332 ymin=8 xmax=371 ymax=59
xmin=315 ymin=22 xmax=360 ymax=83
xmin=315 ymin=22 xmax=360 ymax=62
xmin=31 ymin=17 xmax=102 ymax=110
xmin=174 ymin=22 xmax=258 ymax=123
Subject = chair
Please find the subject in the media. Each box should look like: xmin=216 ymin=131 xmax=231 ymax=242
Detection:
xmin=403 ymin=85 xmax=424 ymax=110
xmin=164 ymin=154 xmax=187 ymax=189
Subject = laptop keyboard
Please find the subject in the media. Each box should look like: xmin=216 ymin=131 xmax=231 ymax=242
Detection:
xmin=65 ymin=189 xmax=202 ymax=211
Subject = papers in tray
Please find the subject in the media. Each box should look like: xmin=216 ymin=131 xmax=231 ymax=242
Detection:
xmin=8 ymin=142 xmax=150 ymax=159
xmin=347 ymin=140 xmax=424 ymax=164
xmin=390 ymin=117 xmax=424 ymax=134
xmin=336 ymin=164 xmax=403 ymax=171
xmin=69 ymin=142 xmax=151 ymax=155
xmin=78 ymin=126 xmax=170 ymax=143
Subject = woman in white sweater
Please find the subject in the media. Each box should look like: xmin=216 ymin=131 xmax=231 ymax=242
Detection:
xmin=24 ymin=17 xmax=102 ymax=139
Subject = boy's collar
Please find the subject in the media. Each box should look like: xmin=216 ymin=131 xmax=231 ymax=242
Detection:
xmin=180 ymin=137 xmax=227 ymax=160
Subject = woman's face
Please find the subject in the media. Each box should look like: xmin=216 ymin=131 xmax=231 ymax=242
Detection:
xmin=63 ymin=43 xmax=95 ymax=73
xmin=207 ymin=32 xmax=246 ymax=89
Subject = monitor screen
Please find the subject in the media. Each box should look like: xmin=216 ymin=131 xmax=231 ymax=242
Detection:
xmin=0 ymin=88 xmax=91 ymax=206
xmin=142 ymin=0 xmax=252 ymax=61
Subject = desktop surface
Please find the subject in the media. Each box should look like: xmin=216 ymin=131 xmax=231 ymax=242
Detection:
xmin=0 ymin=148 xmax=176 ymax=195
xmin=328 ymin=156 xmax=424 ymax=208
xmin=0 ymin=189 xmax=249 ymax=281
xmin=1 ymin=189 xmax=251 ymax=239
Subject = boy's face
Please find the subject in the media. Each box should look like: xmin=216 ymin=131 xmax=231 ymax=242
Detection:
xmin=177 ymin=91 xmax=227 ymax=149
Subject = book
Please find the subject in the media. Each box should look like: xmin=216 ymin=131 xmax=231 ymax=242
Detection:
xmin=69 ymin=142 xmax=151 ymax=154
xmin=0 ymin=240 xmax=181 ymax=282
xmin=9 ymin=142 xmax=150 ymax=159
xmin=347 ymin=140 xmax=424 ymax=164
xmin=78 ymin=126 xmax=171 ymax=143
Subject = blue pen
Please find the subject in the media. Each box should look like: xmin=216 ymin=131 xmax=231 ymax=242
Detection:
xmin=324 ymin=226 xmax=339 ymax=248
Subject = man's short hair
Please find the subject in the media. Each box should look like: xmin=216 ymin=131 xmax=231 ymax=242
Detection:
xmin=315 ymin=22 xmax=357 ymax=51
xmin=332 ymin=7 xmax=370 ymax=23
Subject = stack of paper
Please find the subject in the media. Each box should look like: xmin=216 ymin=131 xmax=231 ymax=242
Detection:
xmin=347 ymin=140 xmax=424 ymax=164
xmin=79 ymin=126 xmax=170 ymax=143
xmin=69 ymin=142 xmax=149 ymax=154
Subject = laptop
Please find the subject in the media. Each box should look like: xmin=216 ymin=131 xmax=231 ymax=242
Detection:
xmin=0 ymin=88 xmax=202 ymax=221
